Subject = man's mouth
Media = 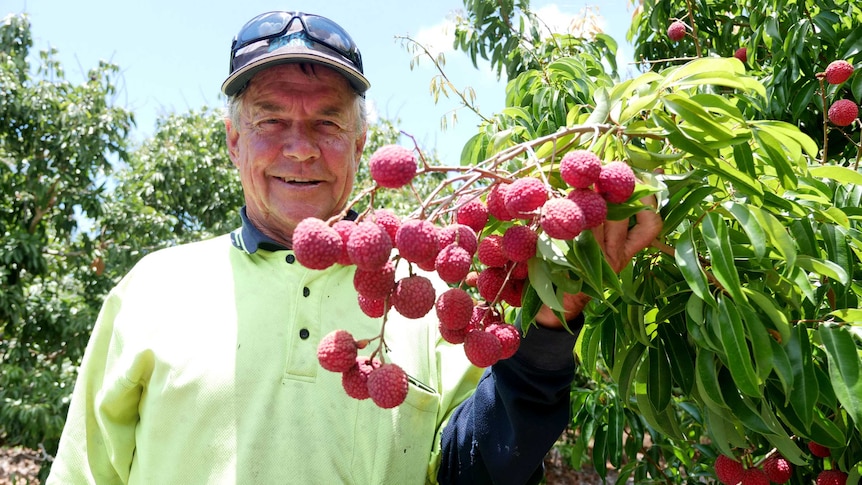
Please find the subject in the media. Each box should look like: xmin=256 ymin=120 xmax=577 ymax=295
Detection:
xmin=278 ymin=177 xmax=320 ymax=186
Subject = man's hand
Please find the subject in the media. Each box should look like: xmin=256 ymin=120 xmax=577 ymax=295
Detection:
xmin=534 ymin=197 xmax=663 ymax=328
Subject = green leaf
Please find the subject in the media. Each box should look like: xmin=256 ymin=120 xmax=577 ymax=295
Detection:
xmin=662 ymin=94 xmax=736 ymax=141
xmin=819 ymin=325 xmax=862 ymax=428
xmin=612 ymin=341 xmax=646 ymax=403
xmin=647 ymin=341 xmax=672 ymax=412
xmin=795 ymin=255 xmax=850 ymax=285
xmin=830 ymin=309 xmax=862 ymax=323
xmin=786 ymin=325 xmax=818 ymax=428
xmin=748 ymin=206 xmax=797 ymax=273
xmin=716 ymin=296 xmax=761 ymax=397
xmin=675 ymin=227 xmax=714 ymax=305
xmin=658 ymin=323 xmax=695 ymax=394
xmin=700 ymin=212 xmax=746 ymax=303
xmin=695 ymin=350 xmax=727 ymax=412
xmin=723 ymin=202 xmax=768 ymax=260
xmin=526 ymin=258 xmax=566 ymax=312
xmin=663 ymin=185 xmax=716 ymax=236
xmin=694 ymin=156 xmax=764 ymax=202
xmin=808 ymin=165 xmax=862 ymax=186
xmin=717 ymin=368 xmax=773 ymax=435
xmin=751 ymin=128 xmax=798 ymax=190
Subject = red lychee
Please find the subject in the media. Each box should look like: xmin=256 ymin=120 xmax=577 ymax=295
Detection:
xmin=740 ymin=468 xmax=770 ymax=485
xmin=341 ymin=356 xmax=380 ymax=400
xmin=508 ymin=260 xmax=529 ymax=280
xmin=714 ymin=454 xmax=744 ymax=485
xmin=464 ymin=271 xmax=479 ymax=287
xmin=332 ymin=220 xmax=356 ymax=266
xmin=366 ymin=363 xmax=409 ymax=408
xmin=470 ymin=304 xmax=502 ymax=331
xmin=293 ymin=217 xmax=342 ymax=270
xmin=357 ymin=294 xmax=386 ymax=318
xmin=567 ymin=188 xmax=608 ymax=229
xmin=501 ymin=225 xmax=538 ymax=262
xmin=477 ymin=234 xmax=508 ymax=268
xmin=808 ymin=441 xmax=831 ymax=458
xmin=476 ymin=267 xmax=508 ymax=303
xmin=464 ymin=330 xmax=503 ymax=367
xmin=667 ymin=20 xmax=687 ymax=42
xmin=439 ymin=320 xmax=469 ymax=344
xmin=438 ymin=223 xmax=478 ymax=256
xmin=486 ymin=183 xmax=515 ymax=221
xmin=369 ymin=144 xmax=417 ymax=189
xmin=347 ymin=221 xmax=393 ymax=270
xmin=734 ymin=47 xmax=748 ymax=63
xmin=435 ymin=287 xmax=475 ymax=331
xmin=317 ymin=329 xmax=358 ymax=373
xmin=501 ymin=277 xmax=525 ymax=307
xmin=486 ymin=323 xmax=521 ymax=359
xmin=560 ymin=150 xmax=602 ymax=188
xmin=825 ymin=60 xmax=854 ymax=84
xmin=456 ymin=197 xmax=489 ymax=234
xmin=540 ymin=198 xmax=585 ymax=240
xmin=353 ymin=259 xmax=396 ymax=299
xmin=763 ymin=454 xmax=793 ymax=484
xmin=828 ymin=99 xmax=859 ymax=127
xmin=395 ymin=219 xmax=440 ymax=264
xmin=390 ymin=275 xmax=436 ymax=319
xmin=504 ymin=177 xmax=548 ymax=219
xmin=435 ymin=243 xmax=473 ymax=284
xmin=595 ymin=161 xmax=636 ymax=204
xmin=816 ymin=470 xmax=848 ymax=485
xmin=372 ymin=209 xmax=401 ymax=244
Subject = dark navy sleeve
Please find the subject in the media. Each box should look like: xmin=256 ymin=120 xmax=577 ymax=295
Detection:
xmin=437 ymin=315 xmax=582 ymax=485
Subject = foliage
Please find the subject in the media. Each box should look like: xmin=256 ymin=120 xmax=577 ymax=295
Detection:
xmin=449 ymin=0 xmax=862 ymax=482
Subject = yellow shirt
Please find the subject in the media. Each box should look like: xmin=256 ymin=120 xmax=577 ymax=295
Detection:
xmin=48 ymin=234 xmax=483 ymax=484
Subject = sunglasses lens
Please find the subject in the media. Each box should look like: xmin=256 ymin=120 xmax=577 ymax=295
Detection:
xmin=236 ymin=11 xmax=289 ymax=46
xmin=303 ymin=16 xmax=354 ymax=56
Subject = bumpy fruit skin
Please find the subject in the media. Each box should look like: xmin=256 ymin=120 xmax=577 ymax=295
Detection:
xmin=390 ymin=275 xmax=436 ymax=319
xmin=346 ymin=221 xmax=393 ymax=270
xmin=353 ymin=260 xmax=396 ymax=299
xmin=369 ymin=144 xmax=417 ymax=189
xmin=357 ymin=294 xmax=386 ymax=318
xmin=486 ymin=323 xmax=521 ymax=359
xmin=332 ymin=220 xmax=356 ymax=266
xmin=828 ymin=99 xmax=859 ymax=127
xmin=456 ymin=198 xmax=489 ymax=234
xmin=501 ymin=225 xmax=538 ymax=262
xmin=816 ymin=470 xmax=848 ymax=485
xmin=438 ymin=224 xmax=478 ymax=256
xmin=567 ymin=188 xmax=608 ymax=229
xmin=825 ymin=60 xmax=854 ymax=84
xmin=540 ymin=198 xmax=585 ymax=240
xmin=504 ymin=177 xmax=548 ymax=219
xmin=317 ymin=330 xmax=358 ymax=372
xmin=734 ymin=47 xmax=748 ymax=63
xmin=435 ymin=288 xmax=475 ymax=330
xmin=439 ymin=321 xmax=469 ymax=344
xmin=501 ymin=278 xmax=524 ymax=307
xmin=714 ymin=454 xmax=744 ymax=485
xmin=366 ymin=363 xmax=409 ymax=409
xmin=477 ymin=234 xmax=508 ymax=268
xmin=293 ymin=218 xmax=342 ymax=270
xmin=342 ymin=356 xmax=380 ymax=400
xmin=808 ymin=441 xmax=831 ymax=458
xmin=596 ymin=161 xmax=636 ymax=204
xmin=486 ymin=183 xmax=515 ymax=221
xmin=464 ymin=330 xmax=503 ymax=367
xmin=373 ymin=209 xmax=401 ymax=244
xmin=740 ymin=468 xmax=770 ymax=485
xmin=476 ymin=267 xmax=508 ymax=303
xmin=435 ymin=243 xmax=473 ymax=284
xmin=395 ymin=219 xmax=440 ymax=264
xmin=763 ymin=455 xmax=793 ymax=484
xmin=560 ymin=150 xmax=602 ymax=188
xmin=667 ymin=20 xmax=686 ymax=42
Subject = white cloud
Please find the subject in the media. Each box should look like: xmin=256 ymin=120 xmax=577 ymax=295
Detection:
xmin=413 ymin=18 xmax=457 ymax=59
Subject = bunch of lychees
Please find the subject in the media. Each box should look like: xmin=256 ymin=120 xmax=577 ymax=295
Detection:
xmin=293 ymin=143 xmax=639 ymax=408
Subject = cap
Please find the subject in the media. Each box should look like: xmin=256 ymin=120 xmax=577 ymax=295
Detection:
xmin=221 ymin=12 xmax=370 ymax=97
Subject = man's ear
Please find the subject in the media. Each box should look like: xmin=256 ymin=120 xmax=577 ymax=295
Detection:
xmin=225 ymin=118 xmax=240 ymax=167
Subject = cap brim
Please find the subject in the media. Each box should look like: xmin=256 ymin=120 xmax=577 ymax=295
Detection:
xmin=222 ymin=49 xmax=370 ymax=97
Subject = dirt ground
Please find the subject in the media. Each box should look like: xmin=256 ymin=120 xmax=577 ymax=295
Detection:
xmin=0 ymin=446 xmax=622 ymax=484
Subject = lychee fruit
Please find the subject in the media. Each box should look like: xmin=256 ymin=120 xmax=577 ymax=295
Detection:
xmin=540 ymin=198 xmax=585 ymax=240
xmin=470 ymin=304 xmax=502 ymax=331
xmin=567 ymin=188 xmax=608 ymax=229
xmin=714 ymin=454 xmax=744 ymax=485
xmin=763 ymin=454 xmax=793 ymax=484
xmin=456 ymin=197 xmax=489 ymax=234
xmin=464 ymin=270 xmax=479 ymax=287
xmin=734 ymin=47 xmax=748 ymax=63
xmin=740 ymin=468 xmax=770 ymax=485
xmin=332 ymin=220 xmax=356 ymax=266
xmin=508 ymin=260 xmax=529 ymax=280
xmin=346 ymin=221 xmax=393 ymax=270
xmin=504 ymin=177 xmax=548 ymax=219
xmin=369 ymin=144 xmax=417 ymax=189
xmin=353 ymin=259 xmax=396 ymax=299
xmin=560 ymin=150 xmax=602 ymax=188
xmin=317 ymin=329 xmax=359 ymax=372
xmin=357 ymin=294 xmax=386 ymax=318
xmin=435 ymin=287 xmax=475 ymax=330
xmin=438 ymin=223 xmax=478 ymax=256
xmin=439 ymin=321 xmax=470 ymax=344
xmin=486 ymin=323 xmax=521 ymax=359
xmin=372 ymin=208 xmax=401 ymax=244
xmin=366 ymin=362 xmax=409 ymax=408
xmin=464 ymin=330 xmax=503 ymax=367
xmin=435 ymin=243 xmax=473 ymax=284
xmin=825 ymin=60 xmax=854 ymax=84
xmin=501 ymin=224 xmax=538 ymax=262
xmin=477 ymin=234 xmax=508 ymax=268
xmin=395 ymin=219 xmax=440 ymax=264
xmin=828 ymin=99 xmax=859 ymax=127
xmin=501 ymin=277 xmax=525 ymax=307
xmin=486 ymin=183 xmax=515 ymax=221
xmin=808 ymin=441 xmax=831 ymax=458
xmin=595 ymin=161 xmax=636 ymax=204
xmin=341 ymin=356 xmax=380 ymax=400
xmin=476 ymin=267 xmax=508 ymax=303
xmin=390 ymin=275 xmax=436 ymax=319
xmin=667 ymin=20 xmax=687 ymax=42
xmin=292 ymin=217 xmax=342 ymax=270
xmin=816 ymin=470 xmax=848 ymax=485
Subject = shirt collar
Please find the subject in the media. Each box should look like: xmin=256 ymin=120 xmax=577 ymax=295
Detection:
xmin=230 ymin=207 xmax=359 ymax=254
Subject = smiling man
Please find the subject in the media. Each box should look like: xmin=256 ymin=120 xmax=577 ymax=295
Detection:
xmin=48 ymin=10 xmax=661 ymax=485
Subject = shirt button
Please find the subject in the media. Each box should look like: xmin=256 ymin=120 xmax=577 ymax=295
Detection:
xmin=303 ymin=287 xmax=310 ymax=297
xmin=285 ymin=254 xmax=296 ymax=264
xmin=299 ymin=328 xmax=310 ymax=339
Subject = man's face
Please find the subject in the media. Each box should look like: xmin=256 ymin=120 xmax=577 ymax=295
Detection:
xmin=226 ymin=63 xmax=366 ymax=246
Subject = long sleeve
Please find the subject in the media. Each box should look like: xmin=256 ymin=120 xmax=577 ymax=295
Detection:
xmin=437 ymin=316 xmax=581 ymax=485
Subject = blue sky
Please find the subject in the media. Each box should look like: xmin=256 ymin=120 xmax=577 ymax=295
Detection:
xmin=4 ymin=0 xmax=638 ymax=165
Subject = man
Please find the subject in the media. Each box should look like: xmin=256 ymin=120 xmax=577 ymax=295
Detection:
xmin=48 ymin=11 xmax=661 ymax=484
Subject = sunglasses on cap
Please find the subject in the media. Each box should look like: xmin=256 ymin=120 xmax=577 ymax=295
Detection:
xmin=229 ymin=11 xmax=364 ymax=75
